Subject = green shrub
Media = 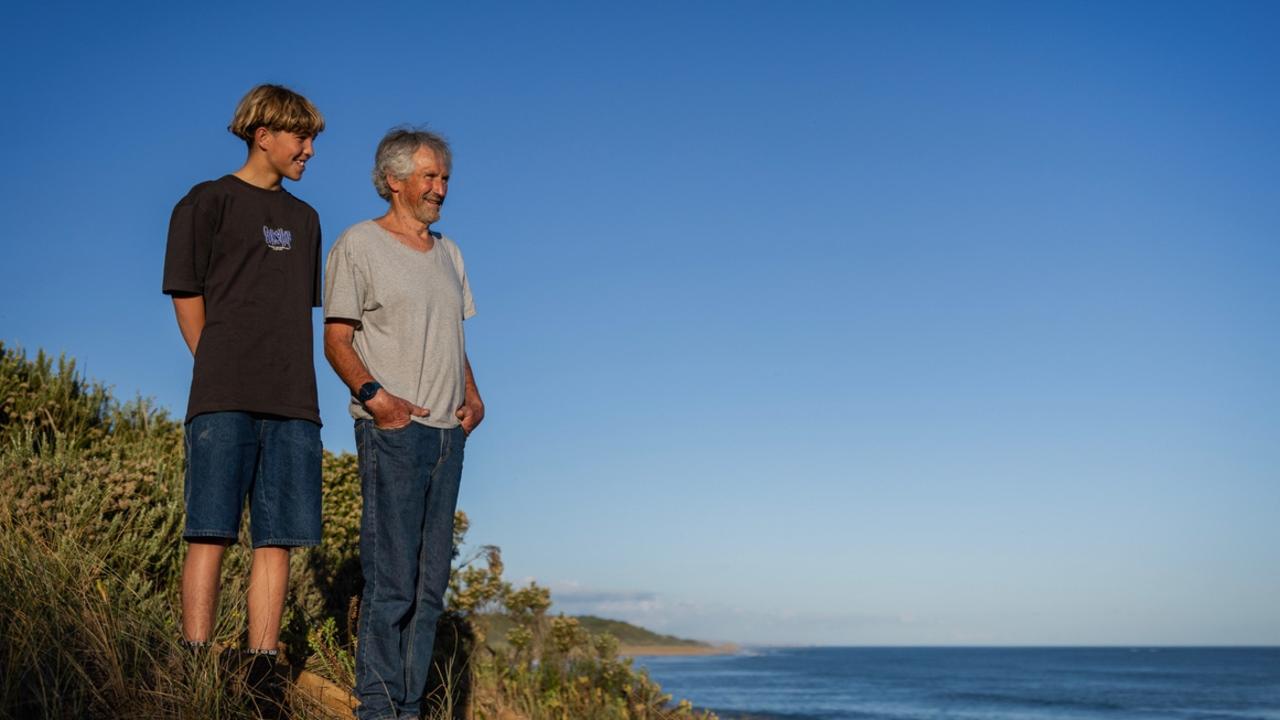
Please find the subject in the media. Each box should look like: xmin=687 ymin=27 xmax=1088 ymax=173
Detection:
xmin=0 ymin=343 xmax=713 ymax=720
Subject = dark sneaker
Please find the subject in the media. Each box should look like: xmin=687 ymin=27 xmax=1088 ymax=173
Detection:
xmin=241 ymin=649 xmax=288 ymax=719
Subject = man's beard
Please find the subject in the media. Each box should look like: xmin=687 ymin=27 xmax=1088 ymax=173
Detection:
xmin=415 ymin=196 xmax=443 ymax=224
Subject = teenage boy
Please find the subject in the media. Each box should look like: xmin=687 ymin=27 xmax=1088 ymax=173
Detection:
xmin=162 ymin=84 xmax=325 ymax=660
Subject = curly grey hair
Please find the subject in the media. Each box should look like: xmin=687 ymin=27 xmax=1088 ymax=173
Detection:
xmin=371 ymin=127 xmax=453 ymax=201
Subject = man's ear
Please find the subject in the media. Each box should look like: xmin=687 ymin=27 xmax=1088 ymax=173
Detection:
xmin=384 ymin=173 xmax=401 ymax=195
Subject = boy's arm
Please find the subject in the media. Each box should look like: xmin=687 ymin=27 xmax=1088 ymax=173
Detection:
xmin=172 ymin=294 xmax=205 ymax=356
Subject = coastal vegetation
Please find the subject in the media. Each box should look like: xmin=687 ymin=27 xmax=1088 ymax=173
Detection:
xmin=0 ymin=342 xmax=715 ymax=720
xmin=573 ymin=617 xmax=709 ymax=650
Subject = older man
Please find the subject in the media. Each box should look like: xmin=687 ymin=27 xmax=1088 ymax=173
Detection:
xmin=323 ymin=127 xmax=484 ymax=720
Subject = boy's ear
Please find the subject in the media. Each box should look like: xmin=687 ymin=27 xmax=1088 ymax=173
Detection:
xmin=253 ymin=126 xmax=272 ymax=151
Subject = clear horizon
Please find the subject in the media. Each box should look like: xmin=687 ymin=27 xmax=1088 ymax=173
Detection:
xmin=1 ymin=1 xmax=1277 ymax=646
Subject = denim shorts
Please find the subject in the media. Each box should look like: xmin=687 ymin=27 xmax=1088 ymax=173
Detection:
xmin=183 ymin=411 xmax=322 ymax=547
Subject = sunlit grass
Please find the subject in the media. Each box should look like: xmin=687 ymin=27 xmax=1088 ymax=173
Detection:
xmin=0 ymin=342 xmax=712 ymax=719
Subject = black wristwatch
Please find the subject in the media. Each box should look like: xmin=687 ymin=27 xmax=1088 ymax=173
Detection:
xmin=356 ymin=381 xmax=383 ymax=405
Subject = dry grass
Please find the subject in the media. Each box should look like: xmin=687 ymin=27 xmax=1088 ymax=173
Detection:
xmin=0 ymin=342 xmax=712 ymax=720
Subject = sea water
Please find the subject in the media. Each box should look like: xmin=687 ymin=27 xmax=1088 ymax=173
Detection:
xmin=635 ymin=647 xmax=1280 ymax=720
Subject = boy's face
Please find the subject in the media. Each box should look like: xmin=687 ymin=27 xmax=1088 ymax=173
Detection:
xmin=262 ymin=130 xmax=315 ymax=182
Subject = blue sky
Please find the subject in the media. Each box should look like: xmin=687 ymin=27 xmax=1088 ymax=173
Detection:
xmin=1 ymin=1 xmax=1277 ymax=645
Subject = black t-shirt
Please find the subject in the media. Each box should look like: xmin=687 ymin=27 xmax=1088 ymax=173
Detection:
xmin=163 ymin=174 xmax=322 ymax=424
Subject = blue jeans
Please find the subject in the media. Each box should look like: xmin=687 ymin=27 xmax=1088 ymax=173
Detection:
xmin=354 ymin=421 xmax=466 ymax=720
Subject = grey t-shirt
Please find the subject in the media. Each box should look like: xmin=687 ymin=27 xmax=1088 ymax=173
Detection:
xmin=324 ymin=220 xmax=476 ymax=428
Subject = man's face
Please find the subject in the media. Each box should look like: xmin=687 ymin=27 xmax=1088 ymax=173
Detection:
xmin=393 ymin=146 xmax=449 ymax=226
xmin=264 ymin=130 xmax=316 ymax=181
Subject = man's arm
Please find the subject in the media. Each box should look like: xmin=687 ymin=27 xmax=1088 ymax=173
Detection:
xmin=455 ymin=354 xmax=485 ymax=435
xmin=172 ymin=294 xmax=206 ymax=356
xmin=323 ymin=319 xmax=429 ymax=429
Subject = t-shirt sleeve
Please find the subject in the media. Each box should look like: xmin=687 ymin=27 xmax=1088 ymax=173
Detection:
xmin=324 ymin=235 xmax=366 ymax=322
xmin=454 ymin=243 xmax=477 ymax=320
xmin=162 ymin=194 xmax=216 ymax=295
xmin=461 ymin=267 xmax=477 ymax=320
xmin=311 ymin=217 xmax=323 ymax=308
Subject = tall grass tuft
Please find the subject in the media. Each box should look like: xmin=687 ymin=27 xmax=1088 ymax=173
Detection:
xmin=0 ymin=343 xmax=327 ymax=719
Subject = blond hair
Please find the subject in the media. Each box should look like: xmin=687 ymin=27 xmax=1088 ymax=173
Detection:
xmin=228 ymin=84 xmax=325 ymax=144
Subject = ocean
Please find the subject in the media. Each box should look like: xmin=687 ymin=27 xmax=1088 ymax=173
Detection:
xmin=634 ymin=647 xmax=1280 ymax=720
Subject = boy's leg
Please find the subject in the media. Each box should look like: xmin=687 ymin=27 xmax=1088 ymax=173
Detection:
xmin=247 ymin=546 xmax=290 ymax=651
xmin=182 ymin=412 xmax=256 ymax=643
xmin=248 ymin=416 xmax=322 ymax=650
xmin=182 ymin=539 xmax=232 ymax=642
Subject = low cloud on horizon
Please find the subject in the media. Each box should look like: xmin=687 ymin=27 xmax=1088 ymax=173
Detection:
xmin=541 ymin=580 xmax=936 ymax=646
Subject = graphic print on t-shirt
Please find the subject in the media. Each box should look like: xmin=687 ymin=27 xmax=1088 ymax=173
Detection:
xmin=263 ymin=225 xmax=294 ymax=251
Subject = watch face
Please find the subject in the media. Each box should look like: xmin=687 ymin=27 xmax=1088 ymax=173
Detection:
xmin=358 ymin=382 xmax=381 ymax=402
